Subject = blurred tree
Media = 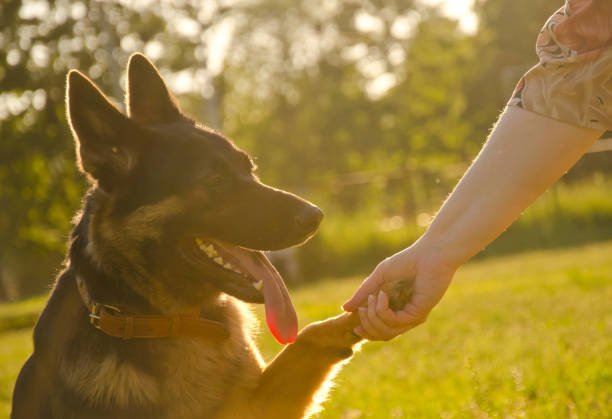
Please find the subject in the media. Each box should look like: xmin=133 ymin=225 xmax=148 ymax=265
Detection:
xmin=465 ymin=0 xmax=560 ymax=134
xmin=222 ymin=1 xmax=474 ymax=213
xmin=0 ymin=0 xmax=608 ymax=297
xmin=223 ymin=0 xmax=421 ymax=188
xmin=0 ymin=0 xmax=233 ymax=297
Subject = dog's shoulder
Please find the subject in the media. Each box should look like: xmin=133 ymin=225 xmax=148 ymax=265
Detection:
xmin=33 ymin=267 xmax=85 ymax=356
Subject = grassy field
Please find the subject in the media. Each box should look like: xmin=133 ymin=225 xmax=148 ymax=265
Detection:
xmin=1 ymin=242 xmax=611 ymax=418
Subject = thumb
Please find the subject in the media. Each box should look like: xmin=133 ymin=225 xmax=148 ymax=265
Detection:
xmin=342 ymin=266 xmax=385 ymax=311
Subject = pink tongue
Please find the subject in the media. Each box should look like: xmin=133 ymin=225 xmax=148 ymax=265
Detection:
xmin=258 ymin=255 xmax=298 ymax=344
xmin=228 ymin=250 xmax=298 ymax=344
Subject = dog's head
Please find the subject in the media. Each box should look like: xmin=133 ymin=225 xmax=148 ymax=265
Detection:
xmin=66 ymin=54 xmax=321 ymax=343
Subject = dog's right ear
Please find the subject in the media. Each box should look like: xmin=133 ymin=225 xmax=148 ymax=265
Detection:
xmin=126 ymin=53 xmax=183 ymax=124
xmin=66 ymin=70 xmax=140 ymax=190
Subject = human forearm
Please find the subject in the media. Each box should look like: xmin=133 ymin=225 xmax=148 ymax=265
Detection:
xmin=344 ymin=0 xmax=612 ymax=341
xmin=419 ymin=106 xmax=602 ymax=267
xmin=344 ymin=107 xmax=603 ymax=337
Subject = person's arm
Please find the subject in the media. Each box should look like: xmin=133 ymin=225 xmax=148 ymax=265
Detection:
xmin=342 ymin=106 xmax=603 ymax=340
xmin=419 ymin=106 xmax=602 ymax=267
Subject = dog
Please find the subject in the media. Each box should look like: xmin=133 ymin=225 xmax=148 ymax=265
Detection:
xmin=11 ymin=54 xmax=410 ymax=419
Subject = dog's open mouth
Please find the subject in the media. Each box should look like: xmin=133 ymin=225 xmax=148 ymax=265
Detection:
xmin=185 ymin=237 xmax=298 ymax=344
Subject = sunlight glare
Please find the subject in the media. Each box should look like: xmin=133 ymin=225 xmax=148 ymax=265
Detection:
xmin=419 ymin=0 xmax=478 ymax=34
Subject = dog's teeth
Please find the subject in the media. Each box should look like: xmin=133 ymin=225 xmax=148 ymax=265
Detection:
xmin=203 ymin=244 xmax=217 ymax=257
xmin=214 ymin=257 xmax=224 ymax=265
xmin=224 ymin=263 xmax=243 ymax=275
xmin=204 ymin=245 xmax=216 ymax=258
xmin=253 ymin=280 xmax=263 ymax=291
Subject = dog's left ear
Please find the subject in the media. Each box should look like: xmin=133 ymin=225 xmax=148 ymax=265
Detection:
xmin=126 ymin=53 xmax=183 ymax=124
xmin=67 ymin=70 xmax=140 ymax=190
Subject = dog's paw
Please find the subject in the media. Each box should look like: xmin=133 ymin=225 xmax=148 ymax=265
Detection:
xmin=293 ymin=279 xmax=413 ymax=359
xmin=296 ymin=313 xmax=361 ymax=359
xmin=381 ymin=278 xmax=414 ymax=311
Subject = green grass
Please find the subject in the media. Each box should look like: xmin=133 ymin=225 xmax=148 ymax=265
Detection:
xmin=0 ymin=329 xmax=32 ymax=418
xmin=1 ymin=242 xmax=611 ymax=418
xmin=0 ymin=295 xmax=47 ymax=333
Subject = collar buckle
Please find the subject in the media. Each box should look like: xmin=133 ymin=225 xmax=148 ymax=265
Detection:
xmin=89 ymin=302 xmax=121 ymax=329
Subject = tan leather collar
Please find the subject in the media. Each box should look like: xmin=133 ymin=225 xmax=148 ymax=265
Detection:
xmin=76 ymin=276 xmax=229 ymax=340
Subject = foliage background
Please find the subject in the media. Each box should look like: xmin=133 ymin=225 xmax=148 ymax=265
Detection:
xmin=1 ymin=1 xmax=611 ymax=417
xmin=1 ymin=0 xmax=611 ymax=298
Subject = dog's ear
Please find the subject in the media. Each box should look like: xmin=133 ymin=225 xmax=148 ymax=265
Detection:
xmin=66 ymin=70 xmax=139 ymax=190
xmin=126 ymin=53 xmax=182 ymax=124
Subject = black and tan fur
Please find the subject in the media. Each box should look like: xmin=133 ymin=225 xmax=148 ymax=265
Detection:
xmin=11 ymin=54 xmax=407 ymax=419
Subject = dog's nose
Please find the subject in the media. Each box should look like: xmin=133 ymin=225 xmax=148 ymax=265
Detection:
xmin=294 ymin=206 xmax=323 ymax=233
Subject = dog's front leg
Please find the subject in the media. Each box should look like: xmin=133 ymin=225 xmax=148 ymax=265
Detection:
xmin=248 ymin=277 xmax=413 ymax=418
xmin=250 ymin=312 xmax=362 ymax=419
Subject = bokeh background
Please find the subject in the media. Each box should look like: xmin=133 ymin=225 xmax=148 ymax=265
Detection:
xmin=1 ymin=0 xmax=611 ymax=417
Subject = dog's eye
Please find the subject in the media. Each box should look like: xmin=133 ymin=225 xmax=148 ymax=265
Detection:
xmin=204 ymin=174 xmax=225 ymax=188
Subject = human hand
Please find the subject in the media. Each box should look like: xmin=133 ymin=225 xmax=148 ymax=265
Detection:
xmin=342 ymin=243 xmax=458 ymax=341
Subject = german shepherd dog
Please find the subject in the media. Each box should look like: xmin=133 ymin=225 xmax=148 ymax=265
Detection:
xmin=12 ymin=54 xmax=409 ymax=419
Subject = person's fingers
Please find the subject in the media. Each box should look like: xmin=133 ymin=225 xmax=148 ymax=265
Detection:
xmin=368 ymin=288 xmax=420 ymax=328
xmin=355 ymin=310 xmax=406 ymax=341
xmin=342 ymin=264 xmax=386 ymax=311
xmin=357 ymin=306 xmax=379 ymax=337
xmin=372 ymin=290 xmax=406 ymax=327
xmin=358 ymin=326 xmax=405 ymax=341
xmin=366 ymin=293 xmax=391 ymax=332
xmin=375 ymin=290 xmax=389 ymax=315
xmin=399 ymin=285 xmax=440 ymax=321
xmin=373 ymin=290 xmax=400 ymax=325
xmin=392 ymin=302 xmax=429 ymax=328
xmin=354 ymin=295 xmax=408 ymax=341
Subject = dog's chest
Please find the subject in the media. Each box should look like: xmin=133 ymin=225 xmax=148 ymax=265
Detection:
xmin=60 ymin=335 xmax=261 ymax=418
xmin=157 ymin=337 xmax=259 ymax=417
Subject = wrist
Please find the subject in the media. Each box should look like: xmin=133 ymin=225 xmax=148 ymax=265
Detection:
xmin=413 ymin=230 xmax=470 ymax=270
